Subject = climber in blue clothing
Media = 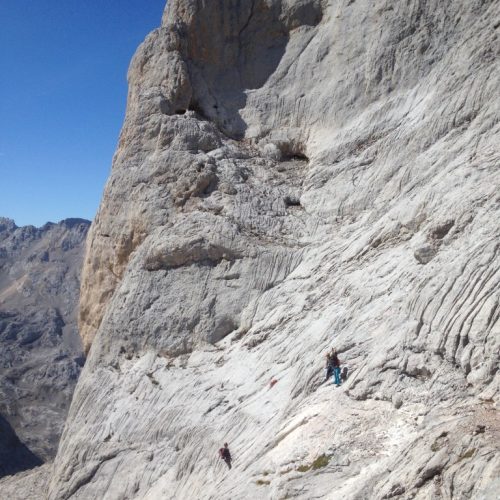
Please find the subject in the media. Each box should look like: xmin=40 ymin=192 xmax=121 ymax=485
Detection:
xmin=330 ymin=348 xmax=342 ymax=386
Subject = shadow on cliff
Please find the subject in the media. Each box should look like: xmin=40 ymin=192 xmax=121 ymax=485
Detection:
xmin=180 ymin=0 xmax=323 ymax=139
xmin=0 ymin=413 xmax=43 ymax=478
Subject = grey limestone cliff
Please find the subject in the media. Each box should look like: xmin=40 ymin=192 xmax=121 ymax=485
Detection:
xmin=12 ymin=0 xmax=499 ymax=498
xmin=0 ymin=218 xmax=89 ymax=473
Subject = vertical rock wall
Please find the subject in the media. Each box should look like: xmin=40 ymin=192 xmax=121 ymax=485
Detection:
xmin=52 ymin=1 xmax=499 ymax=498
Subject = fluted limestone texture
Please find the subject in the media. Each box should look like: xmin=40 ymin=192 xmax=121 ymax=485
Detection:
xmin=0 ymin=218 xmax=89 ymax=471
xmin=49 ymin=0 xmax=500 ymax=498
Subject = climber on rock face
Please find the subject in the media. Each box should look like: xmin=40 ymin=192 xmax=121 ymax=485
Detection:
xmin=219 ymin=442 xmax=232 ymax=469
xmin=330 ymin=348 xmax=341 ymax=386
xmin=325 ymin=351 xmax=334 ymax=381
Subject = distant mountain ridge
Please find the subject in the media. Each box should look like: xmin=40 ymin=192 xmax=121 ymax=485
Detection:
xmin=0 ymin=217 xmax=89 ymax=476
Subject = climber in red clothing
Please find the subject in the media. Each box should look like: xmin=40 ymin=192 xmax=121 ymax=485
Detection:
xmin=219 ymin=442 xmax=232 ymax=469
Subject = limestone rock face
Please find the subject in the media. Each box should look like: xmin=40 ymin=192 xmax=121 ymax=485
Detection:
xmin=50 ymin=1 xmax=498 ymax=499
xmin=0 ymin=218 xmax=89 ymax=468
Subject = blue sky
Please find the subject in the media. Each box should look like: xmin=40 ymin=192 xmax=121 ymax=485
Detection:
xmin=0 ymin=1 xmax=166 ymax=227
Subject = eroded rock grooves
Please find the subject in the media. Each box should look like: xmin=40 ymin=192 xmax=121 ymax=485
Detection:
xmin=23 ymin=0 xmax=500 ymax=498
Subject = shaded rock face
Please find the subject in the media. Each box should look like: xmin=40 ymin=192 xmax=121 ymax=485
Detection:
xmin=47 ymin=1 xmax=499 ymax=499
xmin=0 ymin=414 xmax=42 ymax=477
xmin=0 ymin=218 xmax=89 ymax=469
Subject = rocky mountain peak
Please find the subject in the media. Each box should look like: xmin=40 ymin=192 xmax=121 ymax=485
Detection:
xmin=0 ymin=218 xmax=17 ymax=236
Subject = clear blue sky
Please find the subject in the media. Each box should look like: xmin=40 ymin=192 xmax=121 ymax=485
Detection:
xmin=0 ymin=1 xmax=166 ymax=227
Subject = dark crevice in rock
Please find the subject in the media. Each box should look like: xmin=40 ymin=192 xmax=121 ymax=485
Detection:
xmin=430 ymin=220 xmax=455 ymax=240
xmin=74 ymin=354 xmax=86 ymax=367
xmin=200 ymin=177 xmax=219 ymax=197
xmin=284 ymin=195 xmax=302 ymax=208
xmin=281 ymin=152 xmax=309 ymax=162
xmin=187 ymin=99 xmax=209 ymax=120
xmin=210 ymin=317 xmax=239 ymax=344
xmin=0 ymin=413 xmax=43 ymax=478
xmin=273 ymin=140 xmax=310 ymax=164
